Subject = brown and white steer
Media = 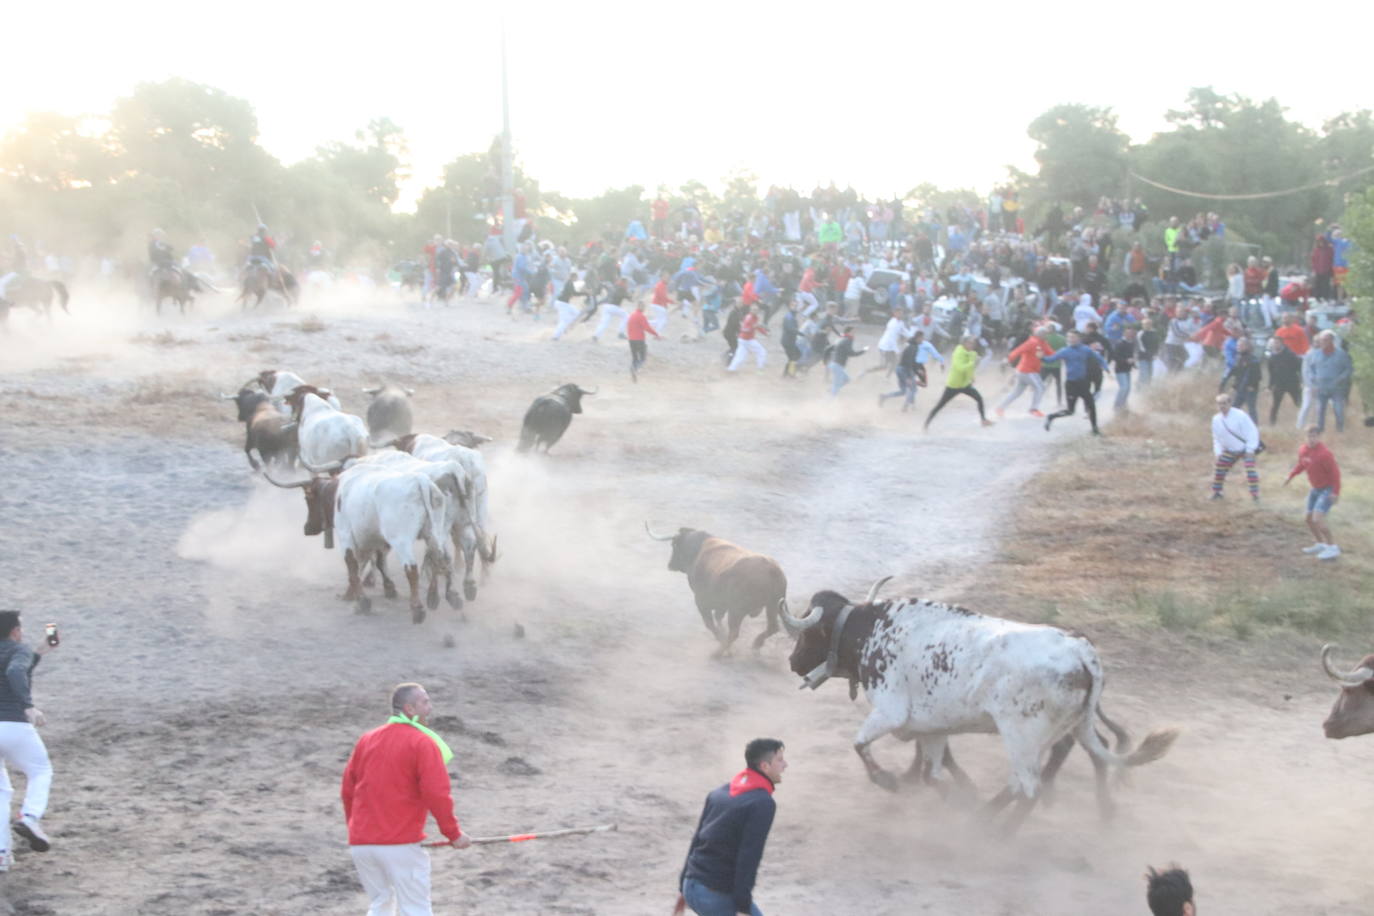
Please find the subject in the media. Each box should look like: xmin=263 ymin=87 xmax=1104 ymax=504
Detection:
xmin=781 ymin=576 xmax=1177 ymax=832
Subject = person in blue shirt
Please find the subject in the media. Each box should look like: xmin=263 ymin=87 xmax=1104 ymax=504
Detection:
xmin=1102 ymin=300 xmax=1133 ymax=343
xmin=1042 ymin=331 xmax=1110 ymax=435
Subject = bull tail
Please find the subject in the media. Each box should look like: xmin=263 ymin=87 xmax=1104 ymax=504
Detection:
xmin=51 ymin=281 xmax=69 ymax=313
xmin=1096 ymin=704 xmax=1133 ymax=754
xmin=516 ymin=424 xmax=536 ymax=453
xmin=1075 ymin=662 xmax=1177 ymax=769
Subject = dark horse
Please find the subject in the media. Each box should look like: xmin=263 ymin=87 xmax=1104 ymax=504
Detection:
xmin=0 ymin=276 xmax=69 ymax=324
xmin=151 ymin=267 xmax=211 ymax=316
xmin=237 ymin=262 xmax=299 ymax=310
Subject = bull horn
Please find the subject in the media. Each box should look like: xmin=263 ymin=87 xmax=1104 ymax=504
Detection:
xmin=280 ymin=422 xmax=297 ymax=434
xmin=403 ymin=387 xmax=415 ymax=396
xmin=1321 ymin=644 xmax=1374 ymax=686
xmin=262 ymin=471 xmax=311 ymax=489
xmin=370 ymin=435 xmax=399 ymax=449
xmin=865 ymin=575 xmax=894 ymax=604
xmin=300 ymin=457 xmax=343 ymax=473
xmin=644 ymin=521 xmax=675 ymax=541
xmin=219 ymin=392 xmax=237 ymax=400
xmin=778 ymin=597 xmax=825 ymax=632
xmin=361 ymin=386 xmax=381 ymax=395
xmin=578 ymin=386 xmax=599 ymax=395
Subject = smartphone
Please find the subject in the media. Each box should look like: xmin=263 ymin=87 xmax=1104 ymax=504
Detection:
xmin=44 ymin=624 xmax=58 ymax=647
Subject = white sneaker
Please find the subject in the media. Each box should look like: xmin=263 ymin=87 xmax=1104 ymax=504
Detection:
xmin=0 ymin=850 xmax=12 ymax=872
xmin=1318 ymin=545 xmax=1342 ymax=561
xmin=14 ymin=815 xmax=49 ymax=852
xmin=1302 ymin=543 xmax=1329 ymax=555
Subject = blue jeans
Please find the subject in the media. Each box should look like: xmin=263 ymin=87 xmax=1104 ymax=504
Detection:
xmin=702 ymin=310 xmax=720 ymax=334
xmin=1315 ymin=391 xmax=1346 ymax=433
xmin=1114 ymin=371 xmax=1131 ymax=409
xmin=683 ymin=878 xmax=762 ymax=916
xmin=829 ymin=362 xmax=850 ymax=396
xmin=1138 ymin=358 xmax=1154 ymax=387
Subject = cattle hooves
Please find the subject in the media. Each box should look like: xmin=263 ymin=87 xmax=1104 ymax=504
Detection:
xmin=445 ymin=591 xmax=464 ymax=611
xmin=426 ymin=590 xmax=440 ymax=611
xmin=363 ymin=572 xmax=377 ymax=588
xmin=356 ymin=596 xmax=373 ymax=615
xmin=463 ymin=582 xmax=478 ymax=601
xmin=411 ymin=606 xmax=427 ymax=624
xmin=870 ymin=770 xmax=900 ymax=793
xmin=383 ymin=583 xmax=398 ymax=599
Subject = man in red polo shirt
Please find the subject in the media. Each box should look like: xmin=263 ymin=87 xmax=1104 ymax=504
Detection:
xmin=342 ymin=683 xmax=469 ymax=915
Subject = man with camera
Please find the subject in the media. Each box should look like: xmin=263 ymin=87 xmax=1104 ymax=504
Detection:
xmin=0 ymin=610 xmax=58 ymax=871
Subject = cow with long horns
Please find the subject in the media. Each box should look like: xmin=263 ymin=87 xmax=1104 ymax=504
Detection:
xmin=645 ymin=523 xmax=786 ymax=655
xmin=1320 ymin=645 xmax=1374 ymax=739
xmin=264 ymin=460 xmax=457 ymax=622
xmin=251 ymin=369 xmax=341 ymax=413
xmin=363 ymin=384 xmax=415 ymax=439
xmin=780 ymin=576 xmax=1177 ymax=831
xmin=220 ymin=387 xmax=297 ymax=471
xmin=516 ymin=384 xmax=596 ymax=453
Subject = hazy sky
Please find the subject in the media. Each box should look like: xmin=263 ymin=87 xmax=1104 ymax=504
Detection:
xmin=4 ymin=0 xmax=1368 ymax=210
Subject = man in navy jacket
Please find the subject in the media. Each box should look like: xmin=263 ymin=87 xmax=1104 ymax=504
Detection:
xmin=675 ymin=739 xmax=787 ymax=915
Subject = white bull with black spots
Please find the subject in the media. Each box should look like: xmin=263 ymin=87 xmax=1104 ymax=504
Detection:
xmin=781 ymin=576 xmax=1177 ymax=832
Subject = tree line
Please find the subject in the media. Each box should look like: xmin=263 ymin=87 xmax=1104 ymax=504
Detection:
xmin=1 ymin=80 xmax=1371 ymax=273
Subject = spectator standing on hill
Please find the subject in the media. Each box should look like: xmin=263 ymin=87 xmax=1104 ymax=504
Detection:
xmin=1137 ymin=318 xmax=1160 ymax=387
xmin=1265 ymin=337 xmax=1303 ymax=426
xmin=1218 ymin=335 xmax=1264 ymax=421
xmin=1110 ymin=327 xmax=1139 ymax=412
xmin=1210 ymin=392 xmax=1261 ymax=502
xmin=1146 ymin=865 xmax=1196 ymax=916
xmin=1285 ymin=425 xmax=1342 ymax=561
xmin=1303 ymin=330 xmax=1353 ymax=433
xmin=923 ymin=335 xmax=994 ymax=431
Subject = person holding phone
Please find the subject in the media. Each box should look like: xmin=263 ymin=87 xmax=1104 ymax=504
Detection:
xmin=0 ymin=609 xmax=57 ymax=870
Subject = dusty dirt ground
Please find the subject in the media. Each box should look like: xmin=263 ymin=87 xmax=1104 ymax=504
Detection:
xmin=0 ymin=286 xmax=1368 ymax=915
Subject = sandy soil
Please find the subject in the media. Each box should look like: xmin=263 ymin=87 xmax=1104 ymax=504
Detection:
xmin=0 ymin=286 xmax=1367 ymax=915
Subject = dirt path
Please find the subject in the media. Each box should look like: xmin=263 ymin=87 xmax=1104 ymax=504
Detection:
xmin=0 ymin=290 xmax=1366 ymax=914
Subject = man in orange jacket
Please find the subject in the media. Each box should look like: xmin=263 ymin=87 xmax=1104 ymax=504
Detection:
xmin=342 ymin=683 xmax=470 ymax=915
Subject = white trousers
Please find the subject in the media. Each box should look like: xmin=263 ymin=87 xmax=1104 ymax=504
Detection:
xmin=1183 ymin=341 xmax=1204 ymax=368
xmin=999 ymin=372 xmax=1045 ymax=410
xmin=0 ymin=722 xmax=52 ymax=848
xmin=0 ymin=273 xmax=16 ymax=297
xmin=350 ymin=843 xmax=432 ymax=916
xmin=552 ymin=300 xmax=580 ymax=339
xmin=728 ymin=338 xmax=767 ymax=371
xmin=1297 ymin=386 xmax=1314 ymax=429
xmin=648 ymin=304 xmax=668 ymax=334
xmin=593 ymin=304 xmax=628 ymax=339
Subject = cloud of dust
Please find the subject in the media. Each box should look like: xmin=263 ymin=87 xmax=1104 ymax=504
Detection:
xmin=176 ymin=479 xmax=336 ymax=583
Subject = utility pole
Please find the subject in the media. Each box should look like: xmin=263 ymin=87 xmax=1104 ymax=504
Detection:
xmin=500 ymin=17 xmax=516 ymax=259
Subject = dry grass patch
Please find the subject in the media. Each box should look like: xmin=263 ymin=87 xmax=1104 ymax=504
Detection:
xmin=968 ymin=372 xmax=1374 ymax=638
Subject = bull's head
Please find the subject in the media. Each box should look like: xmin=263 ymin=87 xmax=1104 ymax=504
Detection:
xmin=263 ymin=471 xmax=336 ymax=546
xmin=284 ymin=384 xmax=330 ymax=421
xmin=781 ymin=576 xmax=892 ymax=689
xmin=222 ymin=387 xmax=269 ymax=423
xmin=255 ymin=369 xmax=278 ymax=392
xmin=1321 ymin=645 xmax=1374 ymax=739
xmin=555 ymin=383 xmax=597 ymax=414
xmin=645 ymin=523 xmax=707 ymax=573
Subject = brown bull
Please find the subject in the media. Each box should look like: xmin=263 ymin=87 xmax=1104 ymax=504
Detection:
xmin=1321 ymin=645 xmax=1374 ymax=739
xmin=645 ymin=523 xmax=786 ymax=655
xmin=221 ymin=388 xmax=297 ymax=471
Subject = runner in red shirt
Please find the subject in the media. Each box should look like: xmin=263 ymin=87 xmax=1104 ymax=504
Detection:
xmin=341 ymin=683 xmax=470 ymax=913
xmin=727 ymin=305 xmax=769 ymax=372
xmin=627 ymin=301 xmax=661 ymax=381
xmin=1284 ymin=426 xmax=1342 ymax=560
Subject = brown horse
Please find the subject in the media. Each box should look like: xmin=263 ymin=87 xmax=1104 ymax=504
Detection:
xmin=237 ymin=262 xmax=299 ymax=310
xmin=0 ymin=276 xmax=69 ymax=325
xmin=151 ymin=267 xmax=212 ymax=316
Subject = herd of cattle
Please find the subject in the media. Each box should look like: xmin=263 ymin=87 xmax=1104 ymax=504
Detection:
xmin=217 ymin=372 xmax=1374 ymax=828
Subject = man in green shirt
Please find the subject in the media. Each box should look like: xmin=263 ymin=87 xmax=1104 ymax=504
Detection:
xmin=923 ymin=335 xmax=995 ymax=431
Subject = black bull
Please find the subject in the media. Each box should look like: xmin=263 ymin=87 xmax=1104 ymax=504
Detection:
xmin=645 ymin=524 xmax=786 ymax=654
xmin=516 ymin=384 xmax=596 ymax=453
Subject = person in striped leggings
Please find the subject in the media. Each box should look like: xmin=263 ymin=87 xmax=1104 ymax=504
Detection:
xmin=1210 ymin=392 xmax=1260 ymax=502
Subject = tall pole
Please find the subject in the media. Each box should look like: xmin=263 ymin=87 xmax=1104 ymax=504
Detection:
xmin=500 ymin=17 xmax=516 ymax=259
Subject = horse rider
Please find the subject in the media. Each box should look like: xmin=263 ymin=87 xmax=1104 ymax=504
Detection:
xmin=246 ymin=224 xmax=278 ymax=273
xmin=0 ymin=236 xmax=27 ymax=305
xmin=148 ymin=229 xmax=180 ymax=281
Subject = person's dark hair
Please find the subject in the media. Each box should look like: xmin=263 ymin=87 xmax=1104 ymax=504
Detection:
xmin=0 ymin=611 xmax=18 ymax=638
xmin=390 ymin=682 xmax=424 ymax=715
xmin=745 ymin=738 xmax=784 ymax=770
xmin=1145 ymin=865 xmax=1193 ymax=916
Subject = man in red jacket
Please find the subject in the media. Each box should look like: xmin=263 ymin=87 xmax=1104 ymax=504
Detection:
xmin=626 ymin=301 xmax=661 ymax=381
xmin=1284 ymin=426 xmax=1342 ymax=561
xmin=341 ymin=683 xmax=469 ymax=915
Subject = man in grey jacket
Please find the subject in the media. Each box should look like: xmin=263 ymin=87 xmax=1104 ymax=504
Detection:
xmin=0 ymin=610 xmax=57 ymax=871
xmin=1303 ymin=330 xmax=1353 ymax=433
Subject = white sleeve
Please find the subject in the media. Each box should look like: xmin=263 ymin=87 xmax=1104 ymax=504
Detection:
xmin=1243 ymin=413 xmax=1260 ymax=451
xmin=1211 ymin=415 xmax=1226 ymax=456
